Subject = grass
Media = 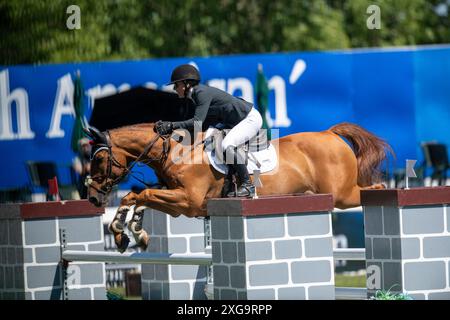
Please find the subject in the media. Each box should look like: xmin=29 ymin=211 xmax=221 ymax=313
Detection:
xmin=335 ymin=273 xmax=413 ymax=300
xmin=335 ymin=273 xmax=366 ymax=288
xmin=107 ymin=274 xmax=410 ymax=300
xmin=371 ymin=289 xmax=413 ymax=300
xmin=106 ymin=287 xmax=142 ymax=300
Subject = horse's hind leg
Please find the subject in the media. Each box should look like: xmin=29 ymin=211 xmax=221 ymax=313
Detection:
xmin=335 ymin=186 xmax=362 ymax=209
xmin=362 ymin=183 xmax=386 ymax=190
xmin=108 ymin=191 xmax=137 ymax=253
xmin=336 ymin=183 xmax=386 ymax=209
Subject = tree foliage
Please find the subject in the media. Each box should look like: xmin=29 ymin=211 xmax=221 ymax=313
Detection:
xmin=1 ymin=0 xmax=449 ymax=65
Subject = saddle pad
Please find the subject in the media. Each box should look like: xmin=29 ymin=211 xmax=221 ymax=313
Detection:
xmin=204 ymin=127 xmax=278 ymax=175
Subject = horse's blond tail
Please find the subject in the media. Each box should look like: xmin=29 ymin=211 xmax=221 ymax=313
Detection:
xmin=329 ymin=123 xmax=394 ymax=186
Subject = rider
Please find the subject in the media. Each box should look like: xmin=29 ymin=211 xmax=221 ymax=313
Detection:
xmin=155 ymin=64 xmax=263 ymax=198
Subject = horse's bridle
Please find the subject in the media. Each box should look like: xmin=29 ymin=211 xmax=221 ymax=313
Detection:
xmin=86 ymin=131 xmax=170 ymax=195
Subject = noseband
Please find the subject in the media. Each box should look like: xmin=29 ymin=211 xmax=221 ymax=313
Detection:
xmin=86 ymin=131 xmax=170 ymax=195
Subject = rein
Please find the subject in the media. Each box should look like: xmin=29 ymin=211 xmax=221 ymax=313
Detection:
xmin=87 ymin=131 xmax=170 ymax=195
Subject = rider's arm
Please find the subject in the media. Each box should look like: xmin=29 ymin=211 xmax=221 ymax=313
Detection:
xmin=172 ymin=90 xmax=212 ymax=130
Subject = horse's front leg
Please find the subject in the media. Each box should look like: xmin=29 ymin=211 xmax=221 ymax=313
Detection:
xmin=128 ymin=188 xmax=199 ymax=251
xmin=108 ymin=191 xmax=138 ymax=253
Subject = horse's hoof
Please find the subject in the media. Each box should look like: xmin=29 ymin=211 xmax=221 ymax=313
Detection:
xmin=114 ymin=232 xmax=130 ymax=253
xmin=136 ymin=231 xmax=150 ymax=251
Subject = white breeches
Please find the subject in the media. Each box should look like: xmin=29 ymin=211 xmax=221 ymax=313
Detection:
xmin=221 ymin=107 xmax=263 ymax=150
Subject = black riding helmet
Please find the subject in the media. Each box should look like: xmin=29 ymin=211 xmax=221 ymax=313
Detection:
xmin=167 ymin=64 xmax=200 ymax=85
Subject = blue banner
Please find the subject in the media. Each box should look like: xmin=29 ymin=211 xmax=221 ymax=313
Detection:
xmin=1 ymin=45 xmax=449 ymax=190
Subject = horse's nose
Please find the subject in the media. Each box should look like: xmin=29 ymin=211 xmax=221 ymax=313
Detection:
xmin=89 ymin=196 xmax=100 ymax=207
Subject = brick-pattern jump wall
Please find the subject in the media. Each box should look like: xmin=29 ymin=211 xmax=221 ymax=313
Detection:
xmin=208 ymin=194 xmax=335 ymax=300
xmin=362 ymin=187 xmax=450 ymax=300
xmin=0 ymin=200 xmax=106 ymax=300
xmin=141 ymin=209 xmax=208 ymax=300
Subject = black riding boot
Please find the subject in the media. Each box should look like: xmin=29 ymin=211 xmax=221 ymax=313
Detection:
xmin=225 ymin=147 xmax=255 ymax=198
xmin=230 ymin=163 xmax=255 ymax=198
xmin=221 ymin=166 xmax=235 ymax=197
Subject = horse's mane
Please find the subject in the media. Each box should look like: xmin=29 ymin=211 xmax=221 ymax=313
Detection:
xmin=109 ymin=122 xmax=155 ymax=133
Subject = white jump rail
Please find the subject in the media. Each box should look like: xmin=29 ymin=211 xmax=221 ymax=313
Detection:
xmin=333 ymin=248 xmax=366 ymax=261
xmin=335 ymin=287 xmax=367 ymax=300
xmin=62 ymin=250 xmax=212 ymax=265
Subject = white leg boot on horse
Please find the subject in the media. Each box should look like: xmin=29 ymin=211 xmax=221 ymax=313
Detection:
xmin=108 ymin=205 xmax=131 ymax=253
xmin=108 ymin=191 xmax=138 ymax=253
xmin=128 ymin=206 xmax=150 ymax=251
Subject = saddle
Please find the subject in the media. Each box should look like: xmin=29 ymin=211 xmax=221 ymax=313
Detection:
xmin=205 ymin=125 xmax=268 ymax=160
xmin=203 ymin=126 xmax=277 ymax=175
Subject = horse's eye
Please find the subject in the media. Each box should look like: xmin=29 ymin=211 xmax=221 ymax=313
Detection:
xmin=93 ymin=176 xmax=103 ymax=183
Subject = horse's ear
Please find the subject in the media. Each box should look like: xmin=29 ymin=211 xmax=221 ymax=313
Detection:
xmin=89 ymin=127 xmax=107 ymax=145
xmin=83 ymin=126 xmax=93 ymax=138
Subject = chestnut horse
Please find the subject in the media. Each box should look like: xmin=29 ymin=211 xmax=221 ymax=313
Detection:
xmin=85 ymin=122 xmax=391 ymax=252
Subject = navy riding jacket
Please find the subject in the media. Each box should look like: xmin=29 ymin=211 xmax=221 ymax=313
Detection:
xmin=172 ymin=84 xmax=253 ymax=130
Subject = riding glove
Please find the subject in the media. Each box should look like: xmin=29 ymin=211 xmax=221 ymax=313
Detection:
xmin=155 ymin=121 xmax=174 ymax=135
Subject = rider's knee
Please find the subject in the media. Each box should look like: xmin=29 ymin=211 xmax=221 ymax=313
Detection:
xmin=221 ymin=138 xmax=236 ymax=152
